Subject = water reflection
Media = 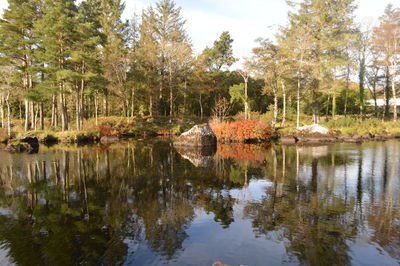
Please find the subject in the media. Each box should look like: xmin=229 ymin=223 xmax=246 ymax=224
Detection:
xmin=0 ymin=140 xmax=398 ymax=265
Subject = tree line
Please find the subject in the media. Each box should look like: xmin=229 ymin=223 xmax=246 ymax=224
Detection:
xmin=0 ymin=0 xmax=399 ymax=134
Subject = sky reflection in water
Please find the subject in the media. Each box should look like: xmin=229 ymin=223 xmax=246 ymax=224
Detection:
xmin=0 ymin=140 xmax=398 ymax=265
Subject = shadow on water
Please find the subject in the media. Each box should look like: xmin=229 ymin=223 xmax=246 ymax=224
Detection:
xmin=0 ymin=140 xmax=398 ymax=265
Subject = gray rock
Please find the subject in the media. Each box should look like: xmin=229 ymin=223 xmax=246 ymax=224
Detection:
xmin=174 ymin=124 xmax=217 ymax=147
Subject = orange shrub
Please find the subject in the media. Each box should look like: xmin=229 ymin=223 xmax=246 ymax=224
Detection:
xmin=95 ymin=124 xmax=119 ymax=137
xmin=210 ymin=120 xmax=272 ymax=143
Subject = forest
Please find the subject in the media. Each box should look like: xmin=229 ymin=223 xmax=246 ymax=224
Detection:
xmin=0 ymin=0 xmax=399 ymax=138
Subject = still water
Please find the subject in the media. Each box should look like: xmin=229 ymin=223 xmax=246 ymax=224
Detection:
xmin=0 ymin=140 xmax=399 ymax=266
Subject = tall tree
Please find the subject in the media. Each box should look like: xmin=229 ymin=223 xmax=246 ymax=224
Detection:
xmin=34 ymin=0 xmax=79 ymax=131
xmin=0 ymin=0 xmax=41 ymax=131
xmin=284 ymin=0 xmax=357 ymax=123
xmin=373 ymin=5 xmax=400 ymax=120
xmin=99 ymin=0 xmax=128 ymax=117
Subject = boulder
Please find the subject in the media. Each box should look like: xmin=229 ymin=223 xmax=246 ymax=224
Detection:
xmin=5 ymin=137 xmax=39 ymax=153
xmin=20 ymin=136 xmax=40 ymax=149
xmin=297 ymin=124 xmax=329 ymax=135
xmin=100 ymin=135 xmax=120 ymax=144
xmin=174 ymin=124 xmax=217 ymax=147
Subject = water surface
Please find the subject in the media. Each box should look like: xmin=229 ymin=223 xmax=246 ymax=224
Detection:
xmin=0 ymin=140 xmax=399 ymax=265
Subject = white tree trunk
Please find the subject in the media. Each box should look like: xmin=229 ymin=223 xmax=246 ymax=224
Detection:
xmin=6 ymin=92 xmax=11 ymax=136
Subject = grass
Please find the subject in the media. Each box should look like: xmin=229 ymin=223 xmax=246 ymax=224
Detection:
xmin=5 ymin=116 xmax=198 ymax=144
xmin=276 ymin=116 xmax=400 ymax=136
xmin=321 ymin=117 xmax=400 ymax=135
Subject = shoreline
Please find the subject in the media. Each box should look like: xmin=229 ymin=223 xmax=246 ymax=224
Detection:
xmin=276 ymin=133 xmax=400 ymax=145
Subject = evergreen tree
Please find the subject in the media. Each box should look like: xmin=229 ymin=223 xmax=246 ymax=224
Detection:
xmin=99 ymin=0 xmax=128 ymax=117
xmin=34 ymin=0 xmax=79 ymax=131
xmin=203 ymin=31 xmax=237 ymax=72
xmin=0 ymin=0 xmax=41 ymax=131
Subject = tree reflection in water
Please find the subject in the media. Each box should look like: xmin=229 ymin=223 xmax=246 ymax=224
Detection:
xmin=0 ymin=140 xmax=398 ymax=265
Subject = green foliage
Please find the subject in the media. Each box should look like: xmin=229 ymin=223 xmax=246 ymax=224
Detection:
xmin=202 ymin=31 xmax=237 ymax=71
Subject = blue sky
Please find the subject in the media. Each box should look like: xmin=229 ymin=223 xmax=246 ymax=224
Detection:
xmin=0 ymin=0 xmax=397 ymax=61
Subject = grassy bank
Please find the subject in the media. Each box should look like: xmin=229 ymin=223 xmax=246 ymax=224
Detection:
xmin=2 ymin=115 xmax=400 ymax=146
xmin=3 ymin=116 xmax=198 ymax=144
xmin=277 ymin=116 xmax=400 ymax=137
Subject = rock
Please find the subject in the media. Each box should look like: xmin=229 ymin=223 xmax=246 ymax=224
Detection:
xmin=4 ymin=137 xmax=39 ymax=153
xmin=297 ymin=124 xmax=329 ymax=135
xmin=175 ymin=145 xmax=216 ymax=167
xmin=174 ymin=124 xmax=217 ymax=147
xmin=100 ymin=135 xmax=120 ymax=144
xmin=296 ymin=136 xmax=338 ymax=144
xmin=20 ymin=136 xmax=39 ymax=149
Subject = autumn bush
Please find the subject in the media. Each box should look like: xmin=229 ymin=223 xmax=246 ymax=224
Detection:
xmin=95 ymin=124 xmax=120 ymax=137
xmin=210 ymin=120 xmax=272 ymax=143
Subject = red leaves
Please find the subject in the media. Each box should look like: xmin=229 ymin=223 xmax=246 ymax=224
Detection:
xmin=95 ymin=125 xmax=119 ymax=137
xmin=210 ymin=120 xmax=272 ymax=143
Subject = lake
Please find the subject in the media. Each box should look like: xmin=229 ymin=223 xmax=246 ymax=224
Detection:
xmin=0 ymin=140 xmax=399 ymax=266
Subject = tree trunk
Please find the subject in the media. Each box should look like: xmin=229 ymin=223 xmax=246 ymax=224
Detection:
xmin=60 ymin=85 xmax=68 ymax=131
xmin=5 ymin=92 xmax=11 ymax=136
xmin=31 ymin=102 xmax=35 ymax=130
xmin=34 ymin=105 xmax=38 ymax=131
xmin=392 ymin=76 xmax=397 ymax=121
xmin=359 ymin=57 xmax=365 ymax=119
xmin=80 ymin=79 xmax=85 ymax=127
xmin=169 ymin=66 xmax=173 ymax=123
xmin=76 ymin=87 xmax=80 ymax=131
xmin=344 ymin=65 xmax=350 ymax=117
xmin=385 ymin=66 xmax=390 ymax=119
xmin=24 ymin=100 xmax=29 ymax=131
xmin=149 ymin=95 xmax=153 ymax=117
xmin=51 ymin=94 xmax=56 ymax=128
xmin=273 ymin=90 xmax=278 ymax=128
xmin=312 ymin=86 xmax=320 ymax=124
xmin=297 ymin=77 xmax=301 ymax=128
xmin=131 ymin=88 xmax=135 ymax=118
xmin=332 ymin=90 xmax=336 ymax=118
xmin=199 ymin=93 xmax=203 ymax=120
xmin=281 ymin=81 xmax=286 ymax=126
xmin=94 ymin=94 xmax=99 ymax=126
xmin=103 ymin=95 xmax=108 ymax=117
xmin=40 ymin=103 xmax=44 ymax=131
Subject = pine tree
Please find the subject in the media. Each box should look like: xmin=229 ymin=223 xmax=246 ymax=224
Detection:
xmin=71 ymin=0 xmax=104 ymax=130
xmin=34 ymin=0 xmax=79 ymax=131
xmin=141 ymin=0 xmax=191 ymax=117
xmin=0 ymin=0 xmax=41 ymax=131
xmin=203 ymin=31 xmax=237 ymax=72
xmin=283 ymin=0 xmax=357 ymax=123
xmin=99 ymin=0 xmax=128 ymax=117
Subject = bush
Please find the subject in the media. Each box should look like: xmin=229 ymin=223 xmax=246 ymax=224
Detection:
xmin=210 ymin=120 xmax=272 ymax=143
